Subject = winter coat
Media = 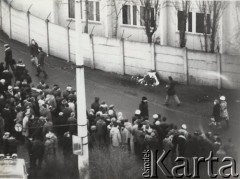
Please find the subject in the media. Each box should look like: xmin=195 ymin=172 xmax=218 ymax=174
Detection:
xmin=139 ymin=102 xmax=149 ymax=119
xmin=32 ymin=139 xmax=44 ymax=158
xmin=22 ymin=116 xmax=29 ymax=137
xmin=220 ymin=101 xmax=229 ymax=120
xmin=30 ymin=43 xmax=39 ymax=57
xmin=212 ymin=103 xmax=221 ymax=122
xmin=167 ymin=80 xmax=176 ymax=96
xmin=110 ymin=127 xmax=121 ymax=147
xmin=5 ymin=47 xmax=12 ymax=63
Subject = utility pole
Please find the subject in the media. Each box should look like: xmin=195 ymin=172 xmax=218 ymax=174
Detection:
xmin=75 ymin=0 xmax=89 ymax=178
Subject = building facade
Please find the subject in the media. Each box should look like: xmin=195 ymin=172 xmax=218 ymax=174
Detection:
xmin=3 ymin=0 xmax=240 ymax=55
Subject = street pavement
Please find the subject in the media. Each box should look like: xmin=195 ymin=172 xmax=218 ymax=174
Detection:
xmin=0 ymin=31 xmax=240 ymax=174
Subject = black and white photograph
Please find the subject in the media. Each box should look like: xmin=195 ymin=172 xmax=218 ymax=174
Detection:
xmin=0 ymin=0 xmax=239 ymax=178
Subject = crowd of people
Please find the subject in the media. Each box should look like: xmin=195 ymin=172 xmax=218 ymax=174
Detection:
xmin=88 ymin=96 xmax=237 ymax=164
xmin=0 ymin=41 xmax=237 ymax=175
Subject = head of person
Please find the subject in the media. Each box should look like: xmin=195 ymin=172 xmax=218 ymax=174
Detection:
xmin=95 ymin=97 xmax=100 ymax=102
xmin=31 ymin=39 xmax=36 ymax=45
xmin=71 ymin=112 xmax=75 ymax=117
xmin=214 ymin=99 xmax=219 ymax=105
xmin=142 ymin=96 xmax=148 ymax=103
xmin=168 ymin=76 xmax=173 ymax=81
xmin=219 ymin=96 xmax=226 ymax=101
xmin=38 ymin=47 xmax=43 ymax=52
xmin=4 ymin=44 xmax=9 ymax=49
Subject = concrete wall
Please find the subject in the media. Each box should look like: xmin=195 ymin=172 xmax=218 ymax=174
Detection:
xmin=188 ymin=50 xmax=218 ymax=86
xmin=156 ymin=45 xmax=185 ymax=82
xmin=222 ymin=54 xmax=240 ymax=89
xmin=1 ymin=0 xmax=240 ymax=89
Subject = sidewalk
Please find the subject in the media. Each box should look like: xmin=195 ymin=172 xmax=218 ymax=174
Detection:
xmin=0 ymin=30 xmax=239 ymax=146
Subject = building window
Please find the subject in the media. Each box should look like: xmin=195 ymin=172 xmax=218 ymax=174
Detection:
xmin=88 ymin=1 xmax=100 ymax=22
xmin=196 ymin=13 xmax=204 ymax=33
xmin=133 ymin=6 xmax=137 ymax=25
xmin=178 ymin=11 xmax=210 ymax=34
xmin=122 ymin=5 xmax=131 ymax=24
xmin=140 ymin=6 xmax=155 ymax=27
xmin=196 ymin=13 xmax=211 ymax=34
xmin=178 ymin=11 xmax=192 ymax=32
xmin=68 ymin=0 xmax=75 ymax=19
xmin=188 ymin=12 xmax=192 ymax=32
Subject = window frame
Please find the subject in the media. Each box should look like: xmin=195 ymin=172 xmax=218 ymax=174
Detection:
xmin=176 ymin=10 xmax=211 ymax=35
xmin=87 ymin=1 xmax=101 ymax=22
xmin=68 ymin=0 xmax=100 ymax=22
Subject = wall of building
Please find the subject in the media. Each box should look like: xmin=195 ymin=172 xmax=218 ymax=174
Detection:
xmin=1 ymin=0 xmax=240 ymax=89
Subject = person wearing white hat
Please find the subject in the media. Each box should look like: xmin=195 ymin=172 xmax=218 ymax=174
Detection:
xmin=178 ymin=124 xmax=188 ymax=138
xmin=132 ymin=109 xmax=141 ymax=124
xmin=219 ymin=95 xmax=229 ymax=127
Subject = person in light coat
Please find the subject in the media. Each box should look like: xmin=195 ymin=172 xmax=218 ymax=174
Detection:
xmin=110 ymin=122 xmax=121 ymax=147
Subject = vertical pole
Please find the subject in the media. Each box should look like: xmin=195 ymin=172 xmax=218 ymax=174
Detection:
xmin=0 ymin=0 xmax=2 ymax=30
xmin=90 ymin=34 xmax=95 ymax=69
xmin=75 ymin=0 xmax=89 ymax=178
xmin=120 ymin=38 xmax=125 ymax=75
xmin=27 ymin=11 xmax=31 ymax=46
xmin=151 ymin=43 xmax=156 ymax=71
xmin=217 ymin=53 xmax=222 ymax=89
xmin=9 ymin=4 xmax=12 ymax=39
xmin=183 ymin=47 xmax=189 ymax=85
xmin=67 ymin=27 xmax=71 ymax=62
xmin=46 ymin=19 xmax=50 ymax=55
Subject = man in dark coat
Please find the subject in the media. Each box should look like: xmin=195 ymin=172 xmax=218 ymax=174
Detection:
xmin=36 ymin=47 xmax=47 ymax=78
xmin=31 ymin=137 xmax=44 ymax=169
xmin=96 ymin=117 xmax=107 ymax=146
xmin=212 ymin=99 xmax=221 ymax=127
xmin=30 ymin=39 xmax=39 ymax=57
xmin=62 ymin=131 xmax=72 ymax=164
xmin=2 ymin=104 xmax=13 ymax=133
xmin=15 ymin=60 xmax=26 ymax=81
xmin=4 ymin=44 xmax=14 ymax=71
xmin=91 ymin=97 xmax=100 ymax=114
xmin=164 ymin=76 xmax=181 ymax=106
xmin=139 ymin=96 xmax=149 ymax=120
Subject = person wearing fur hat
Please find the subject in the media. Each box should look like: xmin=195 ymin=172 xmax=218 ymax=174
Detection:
xmin=132 ymin=109 xmax=142 ymax=124
xmin=139 ymin=96 xmax=149 ymax=120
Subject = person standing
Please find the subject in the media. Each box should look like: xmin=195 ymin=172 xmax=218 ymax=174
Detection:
xmin=36 ymin=47 xmax=47 ymax=78
xmin=219 ymin=96 xmax=230 ymax=128
xmin=139 ymin=97 xmax=149 ymax=120
xmin=164 ymin=76 xmax=181 ymax=106
xmin=30 ymin=39 xmax=39 ymax=66
xmin=110 ymin=122 xmax=121 ymax=148
xmin=4 ymin=44 xmax=14 ymax=71
xmin=212 ymin=99 xmax=221 ymax=128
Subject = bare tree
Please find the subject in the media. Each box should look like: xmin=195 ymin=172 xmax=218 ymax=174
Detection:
xmin=139 ymin=0 xmax=163 ymax=43
xmin=197 ymin=0 xmax=228 ymax=53
xmin=172 ymin=0 xmax=191 ymax=48
xmin=84 ymin=0 xmax=89 ymax=33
